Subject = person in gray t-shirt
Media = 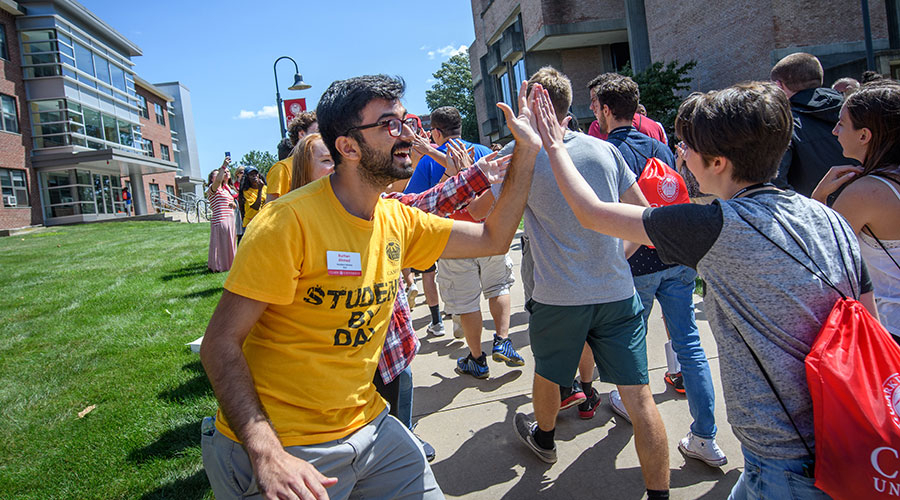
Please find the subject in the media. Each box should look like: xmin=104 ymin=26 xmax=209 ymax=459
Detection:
xmin=531 ymin=80 xmax=877 ymax=500
xmin=508 ymin=68 xmax=671 ymax=499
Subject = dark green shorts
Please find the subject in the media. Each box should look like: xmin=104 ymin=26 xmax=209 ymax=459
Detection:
xmin=528 ymin=294 xmax=648 ymax=386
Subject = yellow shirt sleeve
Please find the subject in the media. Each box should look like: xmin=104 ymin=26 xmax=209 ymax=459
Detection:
xmin=266 ymin=160 xmax=292 ymax=196
xmin=227 ymin=199 xmax=299 ymax=305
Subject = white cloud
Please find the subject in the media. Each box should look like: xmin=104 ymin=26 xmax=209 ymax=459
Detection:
xmin=426 ymin=78 xmax=437 ymax=84
xmin=235 ymin=105 xmax=278 ymax=120
xmin=427 ymin=44 xmax=467 ymax=60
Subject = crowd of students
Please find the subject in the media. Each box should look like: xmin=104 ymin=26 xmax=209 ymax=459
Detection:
xmin=196 ymin=51 xmax=900 ymax=500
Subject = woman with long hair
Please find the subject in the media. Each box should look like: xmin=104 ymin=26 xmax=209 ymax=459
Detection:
xmin=206 ymin=157 xmax=237 ymax=272
xmin=238 ymin=166 xmax=267 ymax=230
xmin=812 ymin=80 xmax=900 ymax=340
xmin=289 ymin=133 xmax=334 ymax=192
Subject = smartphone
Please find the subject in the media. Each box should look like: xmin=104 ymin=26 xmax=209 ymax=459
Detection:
xmin=225 ymin=151 xmax=231 ymax=159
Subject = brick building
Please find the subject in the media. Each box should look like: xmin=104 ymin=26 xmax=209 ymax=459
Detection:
xmin=469 ymin=0 xmax=898 ymax=145
xmin=0 ymin=0 xmax=200 ymax=230
xmin=0 ymin=1 xmax=37 ymax=229
xmin=132 ymin=76 xmax=176 ymax=214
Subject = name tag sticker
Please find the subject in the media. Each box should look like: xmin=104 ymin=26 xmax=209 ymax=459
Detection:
xmin=327 ymin=251 xmax=362 ymax=276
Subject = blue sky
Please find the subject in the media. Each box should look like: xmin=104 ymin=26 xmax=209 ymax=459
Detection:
xmin=81 ymin=0 xmax=477 ymax=179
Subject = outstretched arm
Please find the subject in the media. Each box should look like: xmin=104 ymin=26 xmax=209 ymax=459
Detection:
xmin=441 ymin=81 xmax=541 ymax=258
xmin=532 ymin=86 xmax=653 ymax=247
xmin=201 ymin=291 xmax=337 ymax=499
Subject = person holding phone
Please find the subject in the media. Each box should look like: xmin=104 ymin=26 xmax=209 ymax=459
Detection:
xmin=238 ymin=166 xmax=267 ymax=230
xmin=206 ymin=156 xmax=237 ymax=272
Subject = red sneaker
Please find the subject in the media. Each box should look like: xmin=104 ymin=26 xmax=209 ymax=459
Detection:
xmin=664 ymin=372 xmax=686 ymax=394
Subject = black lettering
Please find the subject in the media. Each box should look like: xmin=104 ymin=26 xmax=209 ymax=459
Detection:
xmin=348 ymin=311 xmax=366 ymax=328
xmin=303 ymin=286 xmax=325 ymax=306
xmin=374 ymin=282 xmax=388 ymax=304
xmin=333 ymin=329 xmax=352 ymax=346
xmin=344 ymin=288 xmax=361 ymax=309
xmin=327 ymin=289 xmax=347 ymax=309
xmin=389 ymin=280 xmax=398 ymax=301
xmin=352 ymin=328 xmax=369 ymax=347
xmin=358 ymin=287 xmax=375 ymax=307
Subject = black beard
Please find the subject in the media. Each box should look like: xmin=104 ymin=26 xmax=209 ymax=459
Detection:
xmin=358 ymin=140 xmax=413 ymax=187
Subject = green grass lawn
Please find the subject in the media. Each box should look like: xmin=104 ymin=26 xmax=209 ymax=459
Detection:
xmin=0 ymin=221 xmax=223 ymax=499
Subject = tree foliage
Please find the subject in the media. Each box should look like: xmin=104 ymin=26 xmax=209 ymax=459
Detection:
xmin=425 ymin=50 xmax=479 ymax=143
xmin=622 ymin=60 xmax=697 ymax=136
xmin=238 ymin=150 xmax=278 ymax=178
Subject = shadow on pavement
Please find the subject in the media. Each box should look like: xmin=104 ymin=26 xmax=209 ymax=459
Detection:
xmin=414 ymin=370 xmax=523 ymax=418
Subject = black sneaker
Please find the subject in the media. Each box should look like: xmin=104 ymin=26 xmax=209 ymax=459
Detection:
xmin=560 ymin=380 xmax=587 ymax=410
xmin=578 ymin=388 xmax=602 ymax=419
xmin=513 ymin=413 xmax=557 ymax=463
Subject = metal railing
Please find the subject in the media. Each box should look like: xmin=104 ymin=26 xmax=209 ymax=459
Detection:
xmin=150 ymin=192 xmax=209 ymax=223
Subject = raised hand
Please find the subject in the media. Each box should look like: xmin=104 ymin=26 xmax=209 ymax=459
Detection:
xmin=496 ymin=80 xmax=541 ymax=150
xmin=532 ymin=86 xmax=567 ymax=150
xmin=475 ymin=151 xmax=511 ymax=184
xmin=445 ymin=139 xmax=473 ymax=176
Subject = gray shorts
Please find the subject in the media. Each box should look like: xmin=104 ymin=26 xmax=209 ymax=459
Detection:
xmin=201 ymin=409 xmax=444 ymax=500
xmin=436 ymin=253 xmax=514 ymax=314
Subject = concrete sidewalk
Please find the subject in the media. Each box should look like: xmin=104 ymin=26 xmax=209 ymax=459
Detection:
xmin=407 ymin=236 xmax=744 ymax=499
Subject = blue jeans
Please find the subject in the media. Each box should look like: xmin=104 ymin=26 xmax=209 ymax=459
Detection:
xmin=633 ymin=265 xmax=717 ymax=438
xmin=396 ymin=366 xmax=414 ymax=429
xmin=729 ymin=446 xmax=829 ymax=499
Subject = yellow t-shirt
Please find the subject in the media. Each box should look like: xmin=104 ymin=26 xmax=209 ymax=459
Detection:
xmin=219 ymin=175 xmax=454 ymax=446
xmin=267 ymin=159 xmax=292 ymax=197
xmin=241 ymin=185 xmax=268 ymax=227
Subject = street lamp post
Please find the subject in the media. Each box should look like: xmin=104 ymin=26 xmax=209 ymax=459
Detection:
xmin=273 ymin=56 xmax=311 ymax=138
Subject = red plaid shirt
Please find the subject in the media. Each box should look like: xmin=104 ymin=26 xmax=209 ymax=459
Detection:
xmin=376 ymin=165 xmax=491 ymax=383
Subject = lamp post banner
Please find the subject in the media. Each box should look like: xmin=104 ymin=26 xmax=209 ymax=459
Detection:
xmin=284 ymin=98 xmax=307 ymax=125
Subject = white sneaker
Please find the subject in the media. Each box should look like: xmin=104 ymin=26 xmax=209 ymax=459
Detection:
xmin=678 ymin=431 xmax=728 ymax=467
xmin=452 ymin=314 xmax=464 ymax=339
xmin=406 ymin=283 xmax=419 ymax=308
xmin=608 ymin=389 xmax=631 ymax=424
xmin=427 ymin=322 xmax=446 ymax=337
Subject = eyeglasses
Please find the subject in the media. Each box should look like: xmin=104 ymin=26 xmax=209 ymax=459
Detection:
xmin=344 ymin=117 xmax=418 ymax=138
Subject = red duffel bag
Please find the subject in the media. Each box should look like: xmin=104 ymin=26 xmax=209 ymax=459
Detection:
xmin=806 ymin=297 xmax=900 ymax=499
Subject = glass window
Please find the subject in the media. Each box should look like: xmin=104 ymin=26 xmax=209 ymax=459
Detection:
xmin=34 ymin=135 xmax=68 ymax=148
xmin=26 ymin=66 xmax=60 ymax=78
xmin=102 ymin=114 xmax=117 ymax=145
xmin=149 ymin=183 xmax=160 ymax=203
xmin=74 ymin=42 xmax=94 ymax=76
xmin=500 ymin=71 xmax=512 ymax=107
xmin=0 ymin=24 xmax=7 ymax=60
xmin=0 ymin=169 xmax=29 ymax=207
xmin=24 ymin=53 xmax=60 ymax=66
xmin=75 ymin=170 xmax=92 ymax=185
xmin=93 ymin=174 xmax=105 ymax=214
xmin=59 ymin=43 xmax=74 ymax=58
xmin=93 ymin=53 xmax=110 ymax=85
xmin=1 ymin=95 xmax=19 ymax=133
xmin=144 ymin=139 xmax=154 ymax=157
xmin=513 ymin=59 xmax=527 ymax=89
xmin=117 ymin=119 xmax=134 ymax=147
xmin=21 ymin=30 xmax=54 ymax=42
xmin=138 ymin=95 xmax=149 ymax=119
xmin=83 ymin=107 xmax=103 ymax=140
xmin=109 ymin=64 xmax=126 ymax=93
xmin=46 ymin=170 xmax=72 ymax=187
xmin=154 ymin=103 xmax=165 ymax=126
xmin=23 ymin=41 xmax=57 ymax=54
xmin=160 ymin=144 xmax=170 ymax=161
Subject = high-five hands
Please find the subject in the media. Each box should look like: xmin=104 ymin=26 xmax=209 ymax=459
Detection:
xmin=474 ymin=151 xmax=511 ymax=184
xmin=496 ymin=81 xmax=541 ymax=150
xmin=530 ymin=84 xmax=571 ymax=150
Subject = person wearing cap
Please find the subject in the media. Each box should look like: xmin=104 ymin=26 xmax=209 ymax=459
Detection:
xmin=238 ymin=166 xmax=267 ymax=230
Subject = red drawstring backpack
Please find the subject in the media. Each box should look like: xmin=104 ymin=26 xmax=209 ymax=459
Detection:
xmin=736 ymin=207 xmax=900 ymax=499
xmin=636 ymin=157 xmax=690 ymax=208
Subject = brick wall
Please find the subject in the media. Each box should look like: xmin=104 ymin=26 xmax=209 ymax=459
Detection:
xmin=0 ymin=10 xmax=39 ymax=230
xmin=135 ymin=83 xmax=174 ymax=214
xmin=646 ymin=0 xmax=891 ymax=93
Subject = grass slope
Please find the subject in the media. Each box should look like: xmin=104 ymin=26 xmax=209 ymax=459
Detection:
xmin=0 ymin=222 xmax=222 ymax=499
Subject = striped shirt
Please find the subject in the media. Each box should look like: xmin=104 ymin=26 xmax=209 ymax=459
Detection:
xmin=208 ymin=186 xmax=234 ymax=225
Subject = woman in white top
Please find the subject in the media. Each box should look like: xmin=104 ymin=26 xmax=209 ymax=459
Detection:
xmin=813 ymin=80 xmax=900 ymax=339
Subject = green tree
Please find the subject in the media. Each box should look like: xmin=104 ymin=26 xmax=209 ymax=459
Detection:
xmin=622 ymin=60 xmax=697 ymax=137
xmin=425 ymin=50 xmax=479 ymax=143
xmin=238 ymin=150 xmax=278 ymax=178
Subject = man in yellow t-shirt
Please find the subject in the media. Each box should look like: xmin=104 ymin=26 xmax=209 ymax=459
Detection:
xmin=267 ymin=111 xmax=319 ymax=203
xmin=200 ymin=74 xmax=541 ymax=500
